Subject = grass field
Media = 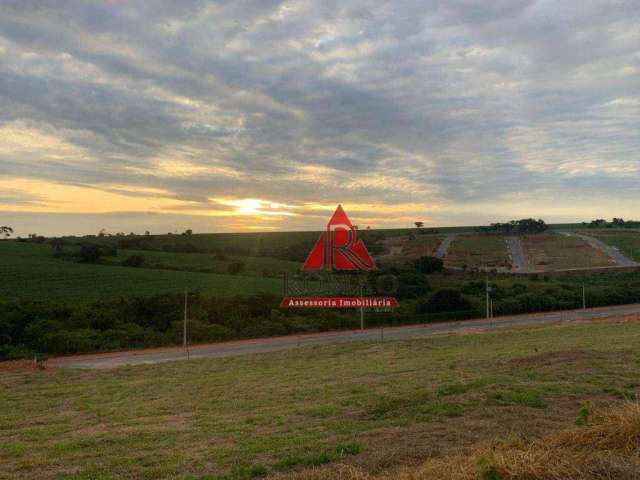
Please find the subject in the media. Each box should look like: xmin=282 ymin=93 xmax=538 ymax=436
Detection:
xmin=0 ymin=242 xmax=282 ymax=303
xmin=522 ymin=233 xmax=614 ymax=271
xmin=444 ymin=235 xmax=511 ymax=269
xmin=588 ymin=230 xmax=640 ymax=261
xmin=105 ymin=249 xmax=301 ymax=277
xmin=65 ymin=231 xmax=322 ymax=254
xmin=58 ymin=226 xmax=480 ymax=261
xmin=2 ymin=319 xmax=639 ymax=479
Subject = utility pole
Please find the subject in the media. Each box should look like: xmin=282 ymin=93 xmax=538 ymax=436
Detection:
xmin=485 ymin=275 xmax=490 ymax=320
xmin=183 ymin=287 xmax=188 ymax=349
xmin=490 ymin=298 xmax=494 ymax=328
xmin=359 ymin=284 xmax=364 ymax=330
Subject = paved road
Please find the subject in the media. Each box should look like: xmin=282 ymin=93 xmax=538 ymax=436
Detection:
xmin=435 ymin=235 xmax=457 ymax=259
xmin=562 ymin=232 xmax=638 ymax=267
xmin=46 ymin=303 xmax=640 ymax=369
xmin=506 ymin=236 xmax=529 ymax=272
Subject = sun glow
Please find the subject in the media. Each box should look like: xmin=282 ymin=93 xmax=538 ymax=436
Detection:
xmin=212 ymin=198 xmax=297 ymax=217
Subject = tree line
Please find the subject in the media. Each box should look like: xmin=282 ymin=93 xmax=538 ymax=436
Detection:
xmin=477 ymin=218 xmax=548 ymax=235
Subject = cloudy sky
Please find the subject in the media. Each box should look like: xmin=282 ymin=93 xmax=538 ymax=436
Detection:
xmin=0 ymin=1 xmax=638 ymax=236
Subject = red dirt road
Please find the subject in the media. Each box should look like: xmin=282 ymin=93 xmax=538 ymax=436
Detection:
xmin=44 ymin=303 xmax=640 ymax=369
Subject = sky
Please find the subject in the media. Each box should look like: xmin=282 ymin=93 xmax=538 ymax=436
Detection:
xmin=0 ymin=0 xmax=638 ymax=237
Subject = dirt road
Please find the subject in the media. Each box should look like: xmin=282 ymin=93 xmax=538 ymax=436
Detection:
xmin=46 ymin=303 xmax=640 ymax=369
xmin=435 ymin=235 xmax=457 ymax=258
xmin=506 ymin=236 xmax=529 ymax=272
xmin=562 ymin=232 xmax=638 ymax=267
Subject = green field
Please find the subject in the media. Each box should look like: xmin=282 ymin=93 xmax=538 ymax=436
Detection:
xmin=105 ymin=249 xmax=301 ymax=277
xmin=0 ymin=242 xmax=282 ymax=303
xmin=588 ymin=230 xmax=640 ymax=261
xmin=2 ymin=320 xmax=639 ymax=479
xmin=444 ymin=235 xmax=511 ymax=269
xmin=59 ymin=227 xmax=479 ymax=260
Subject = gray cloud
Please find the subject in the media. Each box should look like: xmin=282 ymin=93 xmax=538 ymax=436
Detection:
xmin=0 ymin=0 xmax=638 ymax=234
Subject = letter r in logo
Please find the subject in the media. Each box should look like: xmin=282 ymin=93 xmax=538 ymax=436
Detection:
xmin=303 ymin=205 xmax=376 ymax=271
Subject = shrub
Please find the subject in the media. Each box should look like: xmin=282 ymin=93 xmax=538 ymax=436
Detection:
xmin=415 ymin=256 xmax=444 ymax=273
xmin=418 ymin=289 xmax=473 ymax=314
xmin=227 ymin=261 xmax=246 ymax=275
xmin=397 ymin=272 xmax=430 ymax=298
xmin=122 ymin=254 xmax=145 ymax=267
xmin=77 ymin=244 xmax=102 ymax=263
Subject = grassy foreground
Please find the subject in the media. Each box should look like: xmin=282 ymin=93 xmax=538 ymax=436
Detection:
xmin=2 ymin=319 xmax=640 ymax=479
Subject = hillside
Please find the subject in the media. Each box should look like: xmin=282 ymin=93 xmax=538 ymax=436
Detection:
xmin=0 ymin=241 xmax=283 ymax=302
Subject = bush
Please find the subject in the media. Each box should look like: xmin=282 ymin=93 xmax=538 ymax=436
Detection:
xmin=77 ymin=244 xmax=102 ymax=263
xmin=417 ymin=289 xmax=473 ymax=314
xmin=122 ymin=254 xmax=145 ymax=267
xmin=227 ymin=261 xmax=246 ymax=275
xmin=395 ymin=273 xmax=430 ymax=298
xmin=415 ymin=256 xmax=444 ymax=274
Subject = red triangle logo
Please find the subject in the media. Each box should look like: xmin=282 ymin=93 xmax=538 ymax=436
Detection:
xmin=302 ymin=205 xmax=376 ymax=271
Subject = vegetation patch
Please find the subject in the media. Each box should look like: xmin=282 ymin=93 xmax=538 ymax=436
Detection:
xmin=485 ymin=388 xmax=547 ymax=409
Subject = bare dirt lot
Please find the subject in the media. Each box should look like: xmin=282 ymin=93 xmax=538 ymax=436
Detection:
xmin=444 ymin=234 xmax=512 ymax=270
xmin=378 ymin=235 xmax=444 ymax=264
xmin=521 ymin=233 xmax=615 ymax=271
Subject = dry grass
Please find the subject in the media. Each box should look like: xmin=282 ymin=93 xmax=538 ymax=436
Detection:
xmin=522 ymin=233 xmax=614 ymax=271
xmin=489 ymin=401 xmax=640 ymax=479
xmin=378 ymin=235 xmax=444 ymax=264
xmin=275 ymin=402 xmax=640 ymax=480
xmin=444 ymin=235 xmax=511 ymax=270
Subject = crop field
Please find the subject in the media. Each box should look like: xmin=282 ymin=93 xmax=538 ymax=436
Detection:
xmin=521 ymin=233 xmax=614 ymax=271
xmin=0 ymin=242 xmax=282 ymax=303
xmin=2 ymin=319 xmax=640 ymax=479
xmin=66 ymin=231 xmax=321 ymax=254
xmin=106 ymin=249 xmax=301 ymax=277
xmin=587 ymin=230 xmax=640 ymax=261
xmin=443 ymin=234 xmax=511 ymax=270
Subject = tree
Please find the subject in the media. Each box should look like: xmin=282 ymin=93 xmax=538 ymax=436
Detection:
xmin=28 ymin=234 xmax=45 ymax=243
xmin=50 ymin=238 xmax=67 ymax=257
xmin=415 ymin=256 xmax=444 ymax=274
xmin=418 ymin=289 xmax=472 ymax=314
xmin=77 ymin=244 xmax=102 ymax=263
xmin=396 ymin=272 xmax=430 ymax=298
xmin=144 ymin=230 xmax=150 ymax=236
xmin=184 ymin=229 xmax=193 ymax=236
xmin=0 ymin=226 xmax=13 ymax=238
xmin=612 ymin=218 xmax=625 ymax=227
xmin=227 ymin=261 xmax=246 ymax=275
xmin=122 ymin=254 xmax=145 ymax=267
xmin=414 ymin=221 xmax=424 ymax=229
xmin=479 ymin=218 xmax=548 ymax=235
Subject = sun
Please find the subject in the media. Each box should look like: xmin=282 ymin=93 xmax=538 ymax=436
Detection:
xmin=213 ymin=198 xmax=296 ymax=217
xmin=233 ymin=199 xmax=264 ymax=215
